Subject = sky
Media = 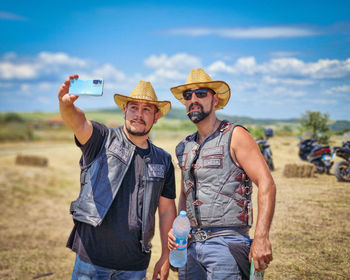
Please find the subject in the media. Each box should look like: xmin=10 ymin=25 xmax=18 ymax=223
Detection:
xmin=0 ymin=0 xmax=349 ymax=120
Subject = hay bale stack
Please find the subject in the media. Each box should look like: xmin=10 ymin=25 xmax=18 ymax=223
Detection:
xmin=15 ymin=154 xmax=48 ymax=167
xmin=283 ymin=163 xmax=314 ymax=178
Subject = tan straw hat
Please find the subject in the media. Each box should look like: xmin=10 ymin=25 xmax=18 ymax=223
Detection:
xmin=170 ymin=68 xmax=230 ymax=110
xmin=114 ymin=80 xmax=171 ymax=118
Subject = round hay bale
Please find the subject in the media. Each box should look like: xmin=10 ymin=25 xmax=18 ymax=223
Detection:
xmin=283 ymin=163 xmax=314 ymax=178
xmin=15 ymin=154 xmax=48 ymax=167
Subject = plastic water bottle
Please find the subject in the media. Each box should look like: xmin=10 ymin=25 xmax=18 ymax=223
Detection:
xmin=169 ymin=210 xmax=191 ymax=268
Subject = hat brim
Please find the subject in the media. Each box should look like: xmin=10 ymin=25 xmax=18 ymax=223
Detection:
xmin=170 ymin=81 xmax=230 ymax=110
xmin=114 ymin=94 xmax=171 ymax=118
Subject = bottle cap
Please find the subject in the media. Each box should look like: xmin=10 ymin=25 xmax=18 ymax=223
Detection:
xmin=180 ymin=210 xmax=187 ymax=217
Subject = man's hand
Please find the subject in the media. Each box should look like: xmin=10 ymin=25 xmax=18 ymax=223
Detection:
xmin=152 ymin=255 xmax=170 ymax=280
xmin=167 ymin=228 xmax=177 ymax=251
xmin=58 ymin=74 xmax=93 ymax=144
xmin=249 ymin=235 xmax=273 ymax=272
xmin=58 ymin=74 xmax=79 ymax=106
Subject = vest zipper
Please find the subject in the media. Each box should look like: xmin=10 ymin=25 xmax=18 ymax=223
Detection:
xmin=141 ymin=156 xmax=151 ymax=252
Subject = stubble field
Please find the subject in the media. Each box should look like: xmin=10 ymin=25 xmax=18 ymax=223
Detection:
xmin=0 ymin=132 xmax=349 ymax=280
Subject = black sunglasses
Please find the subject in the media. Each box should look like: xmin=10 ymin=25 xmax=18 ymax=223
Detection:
xmin=182 ymin=88 xmax=216 ymax=101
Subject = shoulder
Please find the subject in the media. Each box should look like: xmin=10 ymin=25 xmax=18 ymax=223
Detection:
xmin=80 ymin=121 xmax=109 ymax=145
xmin=230 ymin=124 xmax=255 ymax=148
xmin=219 ymin=120 xmax=248 ymax=134
xmin=150 ymin=142 xmax=171 ymax=159
xmin=109 ymin=125 xmax=124 ymax=136
xmin=175 ymin=132 xmax=196 ymax=156
xmin=91 ymin=120 xmax=108 ymax=132
xmin=231 ymin=124 xmax=250 ymax=137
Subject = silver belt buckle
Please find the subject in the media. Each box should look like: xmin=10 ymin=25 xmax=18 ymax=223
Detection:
xmin=193 ymin=230 xmax=208 ymax=242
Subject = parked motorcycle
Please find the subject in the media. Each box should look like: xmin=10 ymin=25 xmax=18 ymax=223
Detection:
xmin=256 ymin=128 xmax=274 ymax=171
xmin=298 ymin=137 xmax=333 ymax=174
xmin=333 ymin=141 xmax=350 ymax=182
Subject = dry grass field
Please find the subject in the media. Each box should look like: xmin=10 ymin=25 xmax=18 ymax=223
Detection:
xmin=0 ymin=133 xmax=349 ymax=280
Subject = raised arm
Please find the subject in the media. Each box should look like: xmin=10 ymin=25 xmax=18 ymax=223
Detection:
xmin=58 ymin=74 xmax=93 ymax=145
xmin=230 ymin=126 xmax=276 ymax=272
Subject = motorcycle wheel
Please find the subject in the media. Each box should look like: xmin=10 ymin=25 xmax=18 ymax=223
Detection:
xmin=334 ymin=160 xmax=350 ymax=182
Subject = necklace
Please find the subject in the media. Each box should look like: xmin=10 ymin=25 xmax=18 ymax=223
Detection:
xmin=198 ymin=118 xmax=218 ymax=144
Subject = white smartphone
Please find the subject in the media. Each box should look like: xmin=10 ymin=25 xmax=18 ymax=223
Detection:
xmin=68 ymin=78 xmax=104 ymax=96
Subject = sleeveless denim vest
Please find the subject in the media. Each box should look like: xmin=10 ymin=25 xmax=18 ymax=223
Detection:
xmin=176 ymin=121 xmax=253 ymax=231
xmin=70 ymin=126 xmax=172 ymax=252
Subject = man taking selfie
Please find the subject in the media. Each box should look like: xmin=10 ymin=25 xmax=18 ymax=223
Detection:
xmin=58 ymin=74 xmax=177 ymax=280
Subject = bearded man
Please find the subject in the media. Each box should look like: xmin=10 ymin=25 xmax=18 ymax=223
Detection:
xmin=168 ymin=68 xmax=276 ymax=280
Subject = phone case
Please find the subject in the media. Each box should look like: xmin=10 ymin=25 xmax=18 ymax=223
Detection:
xmin=69 ymin=79 xmax=104 ymax=96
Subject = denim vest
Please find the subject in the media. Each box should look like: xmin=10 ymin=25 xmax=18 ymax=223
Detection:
xmin=176 ymin=121 xmax=252 ymax=231
xmin=70 ymin=126 xmax=172 ymax=252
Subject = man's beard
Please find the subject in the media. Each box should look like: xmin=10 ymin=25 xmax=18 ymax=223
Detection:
xmin=187 ymin=102 xmax=213 ymax=124
xmin=125 ymin=119 xmax=153 ymax=136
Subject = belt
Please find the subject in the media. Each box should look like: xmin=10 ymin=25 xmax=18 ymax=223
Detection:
xmin=189 ymin=229 xmax=242 ymax=244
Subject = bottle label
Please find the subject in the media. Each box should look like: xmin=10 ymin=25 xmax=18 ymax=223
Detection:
xmin=175 ymin=237 xmax=188 ymax=251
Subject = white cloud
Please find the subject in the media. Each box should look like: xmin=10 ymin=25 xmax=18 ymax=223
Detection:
xmin=261 ymin=58 xmax=305 ymax=75
xmin=0 ymin=51 xmax=348 ymax=119
xmin=38 ymin=82 xmax=54 ymax=91
xmin=309 ymin=98 xmax=337 ymax=105
xmin=0 ymin=11 xmax=27 ymax=21
xmin=305 ymin=58 xmax=350 ymax=78
xmin=0 ymin=51 xmax=90 ymax=80
xmin=325 ymin=85 xmax=350 ymax=95
xmin=269 ymin=51 xmax=300 ymax=58
xmin=272 ymin=86 xmax=305 ymax=97
xmin=144 ymin=53 xmax=201 ymax=84
xmin=0 ymin=62 xmax=38 ymax=79
xmin=93 ymin=64 xmax=126 ymax=81
xmin=145 ymin=53 xmax=201 ymax=71
xmin=207 ymin=61 xmax=234 ymax=74
xmin=263 ymin=76 xmax=314 ymax=86
xmin=230 ymin=80 xmax=260 ymax=92
xmin=2 ymin=52 xmax=17 ymax=60
xmin=165 ymin=26 xmax=319 ymax=39
xmin=20 ymin=83 xmax=30 ymax=91
xmin=208 ymin=57 xmax=258 ymax=75
xmin=38 ymin=52 xmax=88 ymax=67
xmin=18 ymin=83 xmax=32 ymax=97
xmin=208 ymin=57 xmax=350 ymax=79
xmin=235 ymin=57 xmax=258 ymax=75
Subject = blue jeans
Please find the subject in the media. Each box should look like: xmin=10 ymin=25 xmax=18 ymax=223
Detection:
xmin=178 ymin=229 xmax=251 ymax=280
xmin=72 ymin=255 xmax=147 ymax=280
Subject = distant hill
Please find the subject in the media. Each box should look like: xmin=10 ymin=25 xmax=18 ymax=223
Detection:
xmin=2 ymin=108 xmax=349 ymax=132
xmin=162 ymin=108 xmax=350 ymax=131
xmin=76 ymin=107 xmax=350 ymax=131
xmin=164 ymin=108 xmax=299 ymax=126
xmin=329 ymin=120 xmax=350 ymax=132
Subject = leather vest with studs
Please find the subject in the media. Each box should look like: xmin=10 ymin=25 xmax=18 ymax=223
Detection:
xmin=176 ymin=120 xmax=253 ymax=230
xmin=69 ymin=126 xmax=172 ymax=253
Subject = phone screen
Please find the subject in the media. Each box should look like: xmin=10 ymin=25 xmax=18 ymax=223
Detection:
xmin=68 ymin=79 xmax=104 ymax=96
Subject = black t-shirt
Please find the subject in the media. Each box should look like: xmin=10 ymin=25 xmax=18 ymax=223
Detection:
xmin=66 ymin=121 xmax=176 ymax=270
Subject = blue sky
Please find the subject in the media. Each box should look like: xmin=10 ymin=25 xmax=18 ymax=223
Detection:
xmin=1 ymin=0 xmax=349 ymax=120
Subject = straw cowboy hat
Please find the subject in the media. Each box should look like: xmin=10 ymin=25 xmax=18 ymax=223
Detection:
xmin=114 ymin=80 xmax=171 ymax=118
xmin=170 ymin=68 xmax=231 ymax=110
